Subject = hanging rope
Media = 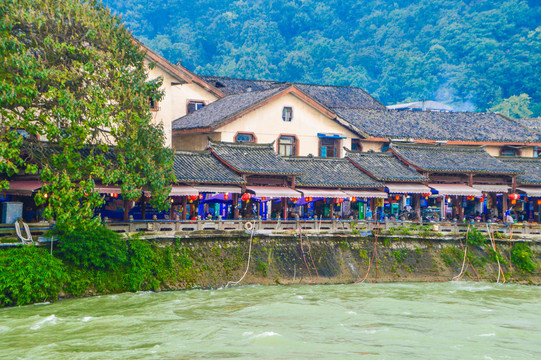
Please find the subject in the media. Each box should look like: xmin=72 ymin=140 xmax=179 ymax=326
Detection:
xmin=452 ymin=226 xmax=470 ymax=281
xmin=487 ymin=224 xmax=506 ymax=284
xmin=298 ymin=225 xmax=313 ymax=283
xmin=304 ymin=228 xmax=319 ymax=283
xmin=354 ymin=221 xmax=380 ymax=284
xmin=15 ymin=221 xmax=33 ymax=244
xmin=225 ymin=224 xmax=255 ymax=288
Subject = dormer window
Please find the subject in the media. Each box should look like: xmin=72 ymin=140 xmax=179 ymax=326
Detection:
xmin=187 ymin=100 xmax=205 ymax=114
xmin=235 ymin=132 xmax=255 ymax=143
xmin=500 ymin=146 xmax=520 ymax=157
xmin=282 ymin=107 xmax=293 ymax=122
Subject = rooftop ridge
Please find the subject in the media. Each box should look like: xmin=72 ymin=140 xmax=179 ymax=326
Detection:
xmin=208 ymin=140 xmax=275 ymax=149
xmin=391 ymin=143 xmax=486 ymax=151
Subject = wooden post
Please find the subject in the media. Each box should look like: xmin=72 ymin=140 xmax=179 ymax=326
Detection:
xmin=182 ymin=196 xmax=187 ymax=220
xmin=330 ymin=200 xmax=334 ymax=219
xmin=414 ymin=194 xmax=421 ymax=220
xmin=233 ymin=193 xmax=239 ymax=219
xmin=123 ymin=199 xmax=130 ymax=221
xmin=141 ymin=195 xmax=147 ymax=220
xmin=502 ymin=193 xmax=508 ymax=218
xmin=458 ymin=196 xmax=464 ymax=221
xmin=282 ymin=198 xmax=288 ymax=219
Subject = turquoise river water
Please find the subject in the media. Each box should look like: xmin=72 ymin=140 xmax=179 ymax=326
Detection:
xmin=0 ymin=282 xmax=540 ymax=359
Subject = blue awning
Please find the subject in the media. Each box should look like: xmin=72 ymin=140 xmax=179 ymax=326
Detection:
xmin=317 ymin=133 xmax=346 ymax=139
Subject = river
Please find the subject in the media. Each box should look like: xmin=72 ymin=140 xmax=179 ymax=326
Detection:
xmin=1 ymin=282 xmax=540 ymax=359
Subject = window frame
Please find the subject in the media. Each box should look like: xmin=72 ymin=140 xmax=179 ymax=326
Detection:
xmin=186 ymin=100 xmax=206 ymax=114
xmin=282 ymin=106 xmax=293 ymax=122
xmin=351 ymin=139 xmax=362 ymax=151
xmin=500 ymin=146 xmax=520 ymax=157
xmin=319 ymin=137 xmax=341 ymax=158
xmin=277 ymin=134 xmax=299 ymax=157
xmin=234 ymin=132 xmax=257 ymax=143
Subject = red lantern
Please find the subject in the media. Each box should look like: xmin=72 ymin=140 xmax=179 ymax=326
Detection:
xmin=537 ymin=199 xmax=541 ymax=205
xmin=261 ymin=196 xmax=266 ymax=201
xmin=421 ymin=193 xmax=431 ymax=198
xmin=305 ymin=197 xmax=312 ymax=202
xmin=290 ymin=197 xmax=299 ymax=202
xmin=511 ymin=199 xmax=517 ymax=205
xmin=187 ymin=195 xmax=198 ymax=201
xmin=508 ymin=193 xmax=520 ymax=201
xmin=349 ymin=196 xmax=357 ymax=202
xmin=199 ymin=194 xmax=204 ymax=200
xmin=241 ymin=193 xmax=251 ymax=202
xmin=224 ymin=193 xmax=229 ymax=200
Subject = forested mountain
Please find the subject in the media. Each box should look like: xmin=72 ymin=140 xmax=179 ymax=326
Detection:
xmin=107 ymin=0 xmax=541 ymax=116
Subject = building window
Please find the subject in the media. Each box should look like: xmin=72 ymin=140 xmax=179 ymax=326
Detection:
xmin=235 ymin=133 xmax=255 ymax=143
xmin=187 ymin=101 xmax=205 ymax=114
xmin=500 ymin=147 xmax=519 ymax=157
xmin=319 ymin=138 xmax=340 ymax=158
xmin=351 ymin=139 xmax=362 ymax=151
xmin=282 ymin=107 xmax=293 ymax=122
xmin=149 ymin=97 xmax=159 ymax=111
xmin=278 ymin=135 xmax=297 ymax=156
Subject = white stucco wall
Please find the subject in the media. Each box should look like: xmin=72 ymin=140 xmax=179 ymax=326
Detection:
xmin=215 ymin=93 xmax=359 ymax=157
xmin=145 ymin=61 xmax=218 ymax=147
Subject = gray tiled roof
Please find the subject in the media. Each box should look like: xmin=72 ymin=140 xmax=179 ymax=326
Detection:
xmin=200 ymin=75 xmax=385 ymax=110
xmin=23 ymin=141 xmax=117 ymax=166
xmin=346 ymin=151 xmax=428 ymax=183
xmin=172 ymin=86 xmax=286 ymax=130
xmin=294 ymin=83 xmax=385 ymax=110
xmin=517 ymin=118 xmax=541 ymax=136
xmin=209 ymin=141 xmax=302 ymax=176
xmin=498 ymin=157 xmax=541 ymax=185
xmin=200 ymin=76 xmax=280 ymax=96
xmin=173 ymin=151 xmax=245 ymax=184
xmin=334 ymin=108 xmax=539 ymax=142
xmin=284 ymin=157 xmax=384 ymax=188
xmin=391 ymin=143 xmax=522 ymax=175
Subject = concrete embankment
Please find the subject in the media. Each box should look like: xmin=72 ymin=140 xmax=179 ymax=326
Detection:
xmin=144 ymin=231 xmax=541 ymax=289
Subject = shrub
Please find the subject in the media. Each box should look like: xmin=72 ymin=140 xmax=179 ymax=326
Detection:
xmin=0 ymin=246 xmax=67 ymax=306
xmin=125 ymin=239 xmax=159 ymax=291
xmin=511 ymin=243 xmax=537 ymax=273
xmin=466 ymin=227 xmax=486 ymax=246
xmin=57 ymin=225 xmax=128 ymax=270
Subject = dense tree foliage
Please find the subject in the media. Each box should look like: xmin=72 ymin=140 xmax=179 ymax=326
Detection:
xmin=109 ymin=0 xmax=541 ymax=116
xmin=0 ymin=0 xmax=174 ymax=230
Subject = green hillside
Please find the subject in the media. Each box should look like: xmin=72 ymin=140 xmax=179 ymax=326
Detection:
xmin=107 ymin=0 xmax=541 ymax=116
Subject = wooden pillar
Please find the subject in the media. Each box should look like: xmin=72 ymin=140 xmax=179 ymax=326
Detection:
xmin=182 ymin=196 xmax=187 ymax=220
xmin=141 ymin=195 xmax=147 ymax=220
xmin=502 ymin=192 xmax=508 ymax=218
xmin=282 ymin=198 xmax=287 ymax=219
xmin=169 ymin=198 xmax=174 ymax=219
xmin=330 ymin=199 xmax=334 ymax=219
xmin=458 ymin=196 xmax=464 ymax=221
xmin=123 ymin=199 xmax=131 ymax=221
xmin=414 ymin=193 xmax=421 ymax=220
xmin=233 ymin=193 xmax=239 ymax=219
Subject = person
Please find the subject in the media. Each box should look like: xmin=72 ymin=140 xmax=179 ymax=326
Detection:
xmin=505 ymin=210 xmax=514 ymax=224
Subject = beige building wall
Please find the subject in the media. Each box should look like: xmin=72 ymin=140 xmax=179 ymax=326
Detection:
xmin=359 ymin=141 xmax=384 ymax=152
xmin=484 ymin=145 xmax=535 ymax=158
xmin=172 ymin=132 xmax=222 ymax=151
xmin=145 ymin=60 xmax=219 ymax=147
xmin=214 ymin=93 xmax=358 ymax=157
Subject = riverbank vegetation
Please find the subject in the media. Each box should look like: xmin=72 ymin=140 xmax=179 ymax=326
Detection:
xmin=1 ymin=226 xmax=540 ymax=307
